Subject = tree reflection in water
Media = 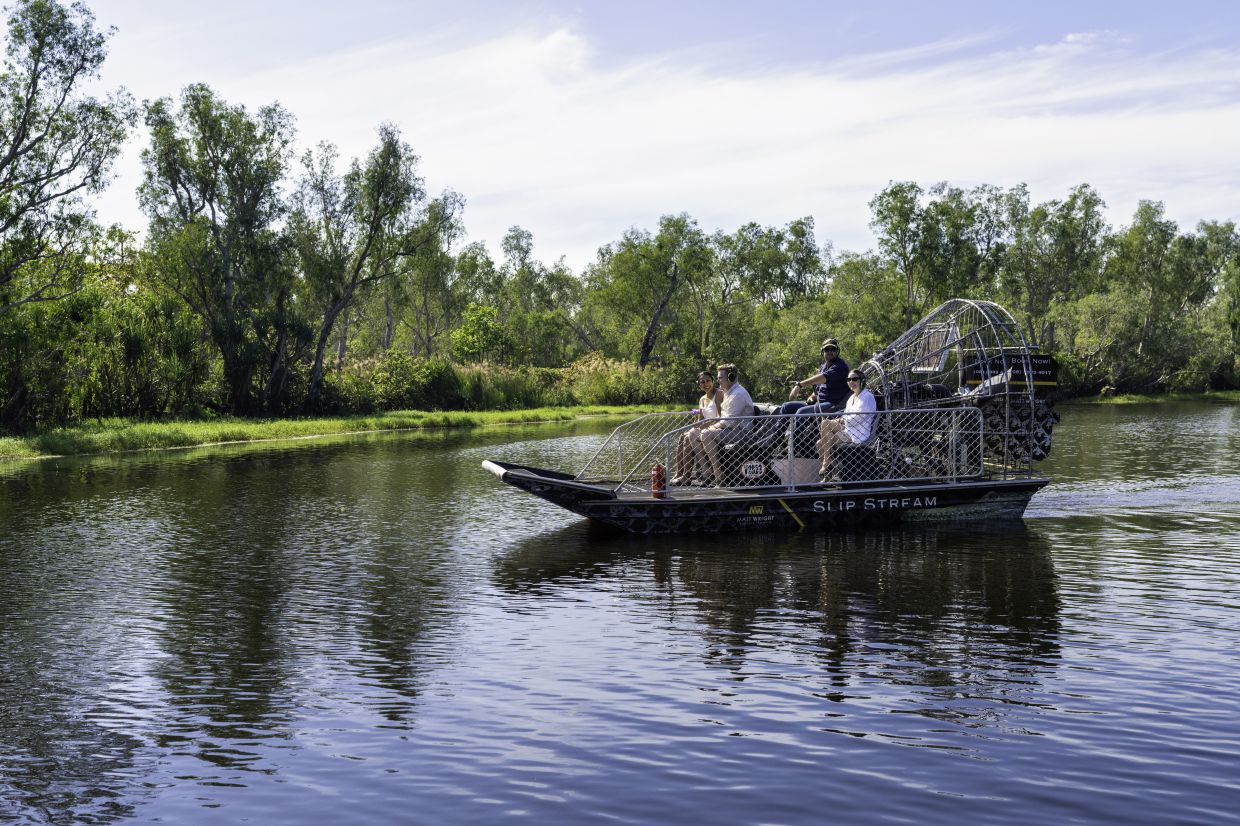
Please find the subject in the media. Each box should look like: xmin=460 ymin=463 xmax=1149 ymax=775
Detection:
xmin=494 ymin=522 xmax=1060 ymax=736
xmin=0 ymin=438 xmax=458 ymax=824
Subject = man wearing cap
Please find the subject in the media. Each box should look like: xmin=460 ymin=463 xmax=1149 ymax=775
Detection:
xmin=786 ymin=338 xmax=850 ymax=415
xmin=779 ymin=338 xmax=851 ymax=463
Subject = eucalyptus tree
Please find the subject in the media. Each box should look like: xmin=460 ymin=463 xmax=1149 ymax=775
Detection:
xmin=492 ymin=226 xmax=589 ymax=366
xmin=747 ymin=250 xmax=901 ymax=403
xmin=454 ymin=241 xmax=502 ymax=305
xmin=706 ymin=221 xmax=801 ymax=376
xmin=869 ymin=181 xmax=923 ymax=328
xmin=139 ymin=84 xmax=296 ymax=415
xmin=1199 ymin=221 xmax=1240 ymax=357
xmin=1102 ymin=200 xmax=1179 ymax=361
xmin=582 ymin=214 xmax=712 ymax=369
xmin=289 ymin=124 xmax=460 ymax=409
xmin=403 ymin=195 xmax=467 ymax=358
xmin=872 ymin=183 xmax=1007 ymax=317
xmin=740 ymin=217 xmax=828 ymax=307
xmin=1055 ymin=200 xmax=1215 ymax=391
xmin=447 ymin=242 xmax=508 ymax=362
xmin=783 ymin=216 xmax=829 ymax=302
xmin=0 ymin=0 xmax=134 ymax=314
xmin=714 ymin=222 xmax=786 ymax=307
xmin=916 ymin=183 xmax=987 ymax=302
xmin=1002 ymin=184 xmax=1106 ymax=346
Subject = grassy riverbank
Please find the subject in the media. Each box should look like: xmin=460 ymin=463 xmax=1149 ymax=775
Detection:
xmin=1074 ymin=390 xmax=1240 ymax=405
xmin=3 ymin=390 xmax=1237 ymax=461
xmin=0 ymin=405 xmax=664 ymax=461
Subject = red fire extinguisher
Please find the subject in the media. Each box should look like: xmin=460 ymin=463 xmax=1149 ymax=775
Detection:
xmin=651 ymin=462 xmax=667 ymax=498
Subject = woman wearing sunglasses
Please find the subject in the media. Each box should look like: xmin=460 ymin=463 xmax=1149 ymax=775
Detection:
xmin=818 ymin=370 xmax=876 ymax=480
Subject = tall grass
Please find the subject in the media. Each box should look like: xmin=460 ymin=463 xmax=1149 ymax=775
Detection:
xmin=327 ymin=353 xmax=694 ymax=413
xmin=1076 ymin=389 xmax=1240 ymax=405
xmin=0 ymin=405 xmax=663 ymax=460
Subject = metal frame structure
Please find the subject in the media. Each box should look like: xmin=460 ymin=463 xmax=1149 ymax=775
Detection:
xmin=579 ymin=407 xmax=985 ymax=494
xmin=576 ymin=299 xmax=1059 ymax=494
xmin=859 ymin=299 xmax=1058 ymax=473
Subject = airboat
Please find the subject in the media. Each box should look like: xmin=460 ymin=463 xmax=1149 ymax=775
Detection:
xmin=483 ymin=299 xmax=1060 ymax=534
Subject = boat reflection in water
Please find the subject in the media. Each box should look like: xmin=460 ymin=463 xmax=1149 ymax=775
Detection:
xmin=494 ymin=522 xmax=1060 ymax=730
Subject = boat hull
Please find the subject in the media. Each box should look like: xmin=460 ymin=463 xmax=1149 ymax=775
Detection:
xmin=483 ymin=460 xmax=1046 ymax=535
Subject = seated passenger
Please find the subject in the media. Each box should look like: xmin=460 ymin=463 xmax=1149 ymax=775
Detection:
xmin=818 ymin=370 xmax=877 ymax=479
xmin=671 ymin=371 xmax=721 ymax=485
xmin=784 ymin=338 xmax=850 ymax=415
xmin=782 ymin=338 xmax=851 ymax=458
xmin=693 ymin=363 xmax=754 ymax=486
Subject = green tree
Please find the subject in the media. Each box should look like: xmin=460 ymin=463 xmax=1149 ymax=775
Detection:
xmin=494 ymin=226 xmax=589 ymax=366
xmin=450 ymin=303 xmax=508 ymax=363
xmin=0 ymin=0 xmax=135 ymax=314
xmin=582 ymin=214 xmax=712 ymax=369
xmin=1002 ymin=184 xmax=1106 ymax=346
xmin=869 ymin=181 xmax=923 ymax=328
xmin=0 ymin=233 xmax=209 ymax=431
xmin=1103 ymin=200 xmax=1178 ymax=362
xmin=139 ymin=84 xmax=296 ymax=415
xmin=403 ymin=196 xmax=467 ymax=359
xmin=455 ymin=241 xmax=502 ymax=304
xmin=289 ymin=124 xmax=460 ymax=410
xmin=783 ymin=216 xmax=829 ymax=302
xmin=1202 ymin=221 xmax=1240 ymax=368
xmin=917 ymin=183 xmax=986 ymax=303
xmin=1055 ymin=202 xmax=1223 ymax=392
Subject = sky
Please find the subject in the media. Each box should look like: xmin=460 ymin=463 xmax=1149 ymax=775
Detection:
xmin=80 ymin=0 xmax=1240 ymax=271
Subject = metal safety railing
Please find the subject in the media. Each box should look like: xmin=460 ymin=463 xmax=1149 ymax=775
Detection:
xmin=581 ymin=407 xmax=990 ymax=494
xmin=577 ymin=410 xmax=701 ymax=484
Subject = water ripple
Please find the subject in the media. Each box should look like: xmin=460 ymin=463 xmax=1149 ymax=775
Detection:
xmin=1 ymin=406 xmax=1239 ymax=823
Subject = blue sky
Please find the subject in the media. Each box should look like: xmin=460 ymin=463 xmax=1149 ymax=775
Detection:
xmin=87 ymin=0 xmax=1240 ymax=269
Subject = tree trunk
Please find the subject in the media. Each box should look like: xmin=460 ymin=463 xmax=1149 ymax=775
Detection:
xmin=383 ymin=295 xmax=395 ymax=351
xmin=266 ymin=330 xmax=288 ymax=413
xmin=308 ymin=299 xmax=348 ymax=412
xmin=336 ymin=310 xmax=350 ymax=371
xmin=638 ymin=263 xmax=678 ymax=369
xmin=217 ymin=319 xmax=255 ymax=417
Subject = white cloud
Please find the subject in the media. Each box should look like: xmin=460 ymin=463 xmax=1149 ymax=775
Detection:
xmin=91 ymin=20 xmax=1240 ymax=270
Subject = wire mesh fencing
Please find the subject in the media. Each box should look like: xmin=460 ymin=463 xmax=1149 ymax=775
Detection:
xmin=588 ymin=407 xmax=988 ymax=494
xmin=576 ymin=411 xmax=700 ymax=484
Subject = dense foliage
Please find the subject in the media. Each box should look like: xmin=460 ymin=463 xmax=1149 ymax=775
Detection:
xmin=1 ymin=1 xmax=1238 ymax=435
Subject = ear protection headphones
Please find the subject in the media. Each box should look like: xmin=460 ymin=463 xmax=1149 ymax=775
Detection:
xmin=727 ymin=367 xmax=737 ymax=382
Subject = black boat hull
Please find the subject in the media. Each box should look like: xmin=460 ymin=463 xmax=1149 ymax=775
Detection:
xmin=483 ymin=460 xmax=1046 ymax=534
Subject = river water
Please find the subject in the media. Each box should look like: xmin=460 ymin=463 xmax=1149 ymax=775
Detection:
xmin=1 ymin=402 xmax=1238 ymax=825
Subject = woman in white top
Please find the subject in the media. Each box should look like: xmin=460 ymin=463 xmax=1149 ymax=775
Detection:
xmin=671 ymin=371 xmax=721 ymax=485
xmin=818 ymin=370 xmax=877 ymax=478
xmin=697 ymin=371 xmax=721 ymax=421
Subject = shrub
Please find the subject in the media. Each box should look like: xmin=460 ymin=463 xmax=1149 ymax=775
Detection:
xmin=565 ymin=353 xmax=682 ymax=406
xmin=370 ymin=353 xmax=466 ymax=411
xmin=455 ymin=363 xmax=571 ymax=409
xmin=322 ymin=367 xmax=377 ymax=413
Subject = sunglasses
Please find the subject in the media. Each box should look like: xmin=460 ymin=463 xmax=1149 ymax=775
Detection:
xmin=847 ymin=376 xmax=862 ymax=382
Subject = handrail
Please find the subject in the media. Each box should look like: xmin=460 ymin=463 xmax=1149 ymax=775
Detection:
xmin=589 ymin=407 xmax=991 ymax=494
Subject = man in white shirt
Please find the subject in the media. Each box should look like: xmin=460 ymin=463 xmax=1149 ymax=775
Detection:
xmin=818 ymin=370 xmax=877 ymax=479
xmin=698 ymin=363 xmax=754 ymax=486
